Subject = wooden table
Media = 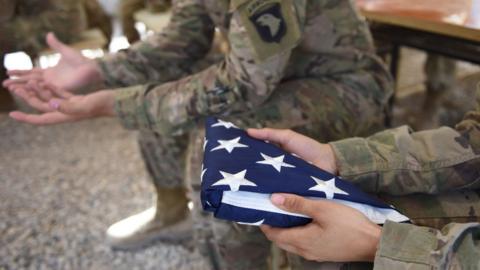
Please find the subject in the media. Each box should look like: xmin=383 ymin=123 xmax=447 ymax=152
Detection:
xmin=356 ymin=0 xmax=480 ymax=77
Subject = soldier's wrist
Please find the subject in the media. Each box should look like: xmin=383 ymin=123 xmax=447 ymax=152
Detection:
xmin=87 ymin=59 xmax=105 ymax=86
xmin=361 ymin=223 xmax=382 ymax=262
xmin=315 ymin=144 xmax=338 ymax=175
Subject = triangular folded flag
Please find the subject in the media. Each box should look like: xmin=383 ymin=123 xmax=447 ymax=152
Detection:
xmin=201 ymin=117 xmax=409 ymax=228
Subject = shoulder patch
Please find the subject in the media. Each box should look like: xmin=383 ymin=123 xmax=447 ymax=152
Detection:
xmin=235 ymin=0 xmax=301 ymax=62
xmin=249 ymin=3 xmax=286 ymax=43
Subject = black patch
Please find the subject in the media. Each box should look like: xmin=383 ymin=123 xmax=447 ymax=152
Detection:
xmin=249 ymin=3 xmax=287 ymax=43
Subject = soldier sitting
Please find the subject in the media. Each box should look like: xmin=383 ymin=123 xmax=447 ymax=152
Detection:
xmin=4 ymin=0 xmax=394 ymax=268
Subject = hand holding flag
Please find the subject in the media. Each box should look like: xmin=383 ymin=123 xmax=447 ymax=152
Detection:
xmin=261 ymin=193 xmax=382 ymax=262
xmin=201 ymin=117 xmax=409 ymax=228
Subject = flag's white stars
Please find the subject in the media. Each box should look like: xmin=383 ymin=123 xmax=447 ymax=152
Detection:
xmin=203 ymin=138 xmax=208 ymax=150
xmin=308 ymin=177 xmax=349 ymax=199
xmin=237 ymin=219 xmax=265 ymax=226
xmin=212 ymin=170 xmax=256 ymax=192
xmin=201 ymin=165 xmax=207 ymax=183
xmin=256 ymin=153 xmax=295 ymax=172
xmin=211 ymin=119 xmax=238 ymax=129
xmin=211 ymin=137 xmax=248 ymax=153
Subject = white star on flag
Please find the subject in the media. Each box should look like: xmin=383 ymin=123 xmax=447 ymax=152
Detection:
xmin=203 ymin=138 xmax=208 ymax=150
xmin=201 ymin=165 xmax=207 ymax=183
xmin=237 ymin=219 xmax=265 ymax=226
xmin=256 ymin=153 xmax=295 ymax=172
xmin=308 ymin=177 xmax=349 ymax=199
xmin=211 ymin=137 xmax=248 ymax=153
xmin=211 ymin=119 xmax=238 ymax=129
xmin=212 ymin=170 xmax=257 ymax=192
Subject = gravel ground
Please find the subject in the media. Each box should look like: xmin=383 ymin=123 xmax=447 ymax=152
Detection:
xmin=0 ymin=115 xmax=209 ymax=270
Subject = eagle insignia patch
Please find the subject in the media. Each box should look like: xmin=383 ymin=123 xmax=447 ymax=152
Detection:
xmin=249 ymin=3 xmax=286 ymax=43
xmin=234 ymin=0 xmax=301 ymax=62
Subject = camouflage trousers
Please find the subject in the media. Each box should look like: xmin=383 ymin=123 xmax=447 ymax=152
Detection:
xmin=137 ymin=67 xmax=392 ymax=269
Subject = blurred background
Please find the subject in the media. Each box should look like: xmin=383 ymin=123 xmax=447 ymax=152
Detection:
xmin=1 ymin=1 xmax=208 ymax=269
xmin=1 ymin=0 xmax=479 ymax=269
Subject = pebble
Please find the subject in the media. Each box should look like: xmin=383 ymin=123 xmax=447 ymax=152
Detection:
xmin=0 ymin=116 xmax=209 ymax=270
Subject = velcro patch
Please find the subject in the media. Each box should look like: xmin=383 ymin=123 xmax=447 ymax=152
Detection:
xmin=235 ymin=0 xmax=301 ymax=62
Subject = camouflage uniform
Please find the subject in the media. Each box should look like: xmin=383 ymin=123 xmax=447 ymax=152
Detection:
xmin=120 ymin=0 xmax=172 ymax=44
xmin=0 ymin=0 xmax=87 ymax=111
xmin=97 ymin=0 xmax=393 ymax=268
xmin=329 ymin=87 xmax=480 ymax=269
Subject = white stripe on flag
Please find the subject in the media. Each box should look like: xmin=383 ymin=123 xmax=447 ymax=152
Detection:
xmin=221 ymin=191 xmax=409 ymax=225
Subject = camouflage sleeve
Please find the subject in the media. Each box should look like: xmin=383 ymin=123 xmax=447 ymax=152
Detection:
xmin=98 ymin=0 xmax=215 ymax=88
xmin=113 ymin=1 xmax=302 ymax=135
xmin=374 ymin=221 xmax=480 ymax=269
xmin=2 ymin=0 xmax=87 ymax=55
xmin=329 ymin=88 xmax=480 ymax=195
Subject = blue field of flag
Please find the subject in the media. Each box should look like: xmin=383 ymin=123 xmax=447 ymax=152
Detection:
xmin=201 ymin=117 xmax=409 ymax=228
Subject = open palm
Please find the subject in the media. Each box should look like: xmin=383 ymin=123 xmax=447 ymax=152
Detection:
xmin=10 ymin=84 xmax=115 ymax=125
xmin=4 ymin=33 xmax=102 ymax=92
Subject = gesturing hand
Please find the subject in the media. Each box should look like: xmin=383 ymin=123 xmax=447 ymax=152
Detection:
xmin=247 ymin=128 xmax=338 ymax=175
xmin=10 ymin=84 xmax=116 ymax=125
xmin=261 ymin=194 xmax=382 ymax=263
xmin=3 ymin=33 xmax=103 ymax=93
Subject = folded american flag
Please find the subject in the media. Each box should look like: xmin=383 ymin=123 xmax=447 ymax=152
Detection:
xmin=201 ymin=118 xmax=409 ymax=228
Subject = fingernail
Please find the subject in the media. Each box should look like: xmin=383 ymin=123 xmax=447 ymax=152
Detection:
xmin=271 ymin=194 xmax=285 ymax=206
xmin=49 ymin=100 xmax=60 ymax=109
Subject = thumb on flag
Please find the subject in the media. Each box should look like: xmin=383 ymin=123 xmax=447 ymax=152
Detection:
xmin=271 ymin=194 xmax=318 ymax=217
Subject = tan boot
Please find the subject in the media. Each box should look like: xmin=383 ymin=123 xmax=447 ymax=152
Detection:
xmin=106 ymin=187 xmax=192 ymax=250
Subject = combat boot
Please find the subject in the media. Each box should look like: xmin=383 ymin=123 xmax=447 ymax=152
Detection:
xmin=106 ymin=187 xmax=192 ymax=250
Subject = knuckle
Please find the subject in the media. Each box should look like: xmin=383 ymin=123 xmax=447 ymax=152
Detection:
xmin=285 ymin=197 xmax=300 ymax=211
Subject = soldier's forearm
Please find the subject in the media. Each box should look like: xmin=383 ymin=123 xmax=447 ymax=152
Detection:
xmin=112 ymin=63 xmax=241 ymax=135
xmin=98 ymin=1 xmax=215 ymax=88
xmin=374 ymin=221 xmax=480 ymax=269
xmin=330 ymin=125 xmax=480 ymax=195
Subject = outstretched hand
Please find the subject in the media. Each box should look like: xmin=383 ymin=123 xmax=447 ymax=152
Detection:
xmin=247 ymin=128 xmax=338 ymax=175
xmin=3 ymin=33 xmax=103 ymax=93
xmin=261 ymin=194 xmax=381 ymax=262
xmin=9 ymin=84 xmax=116 ymax=125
